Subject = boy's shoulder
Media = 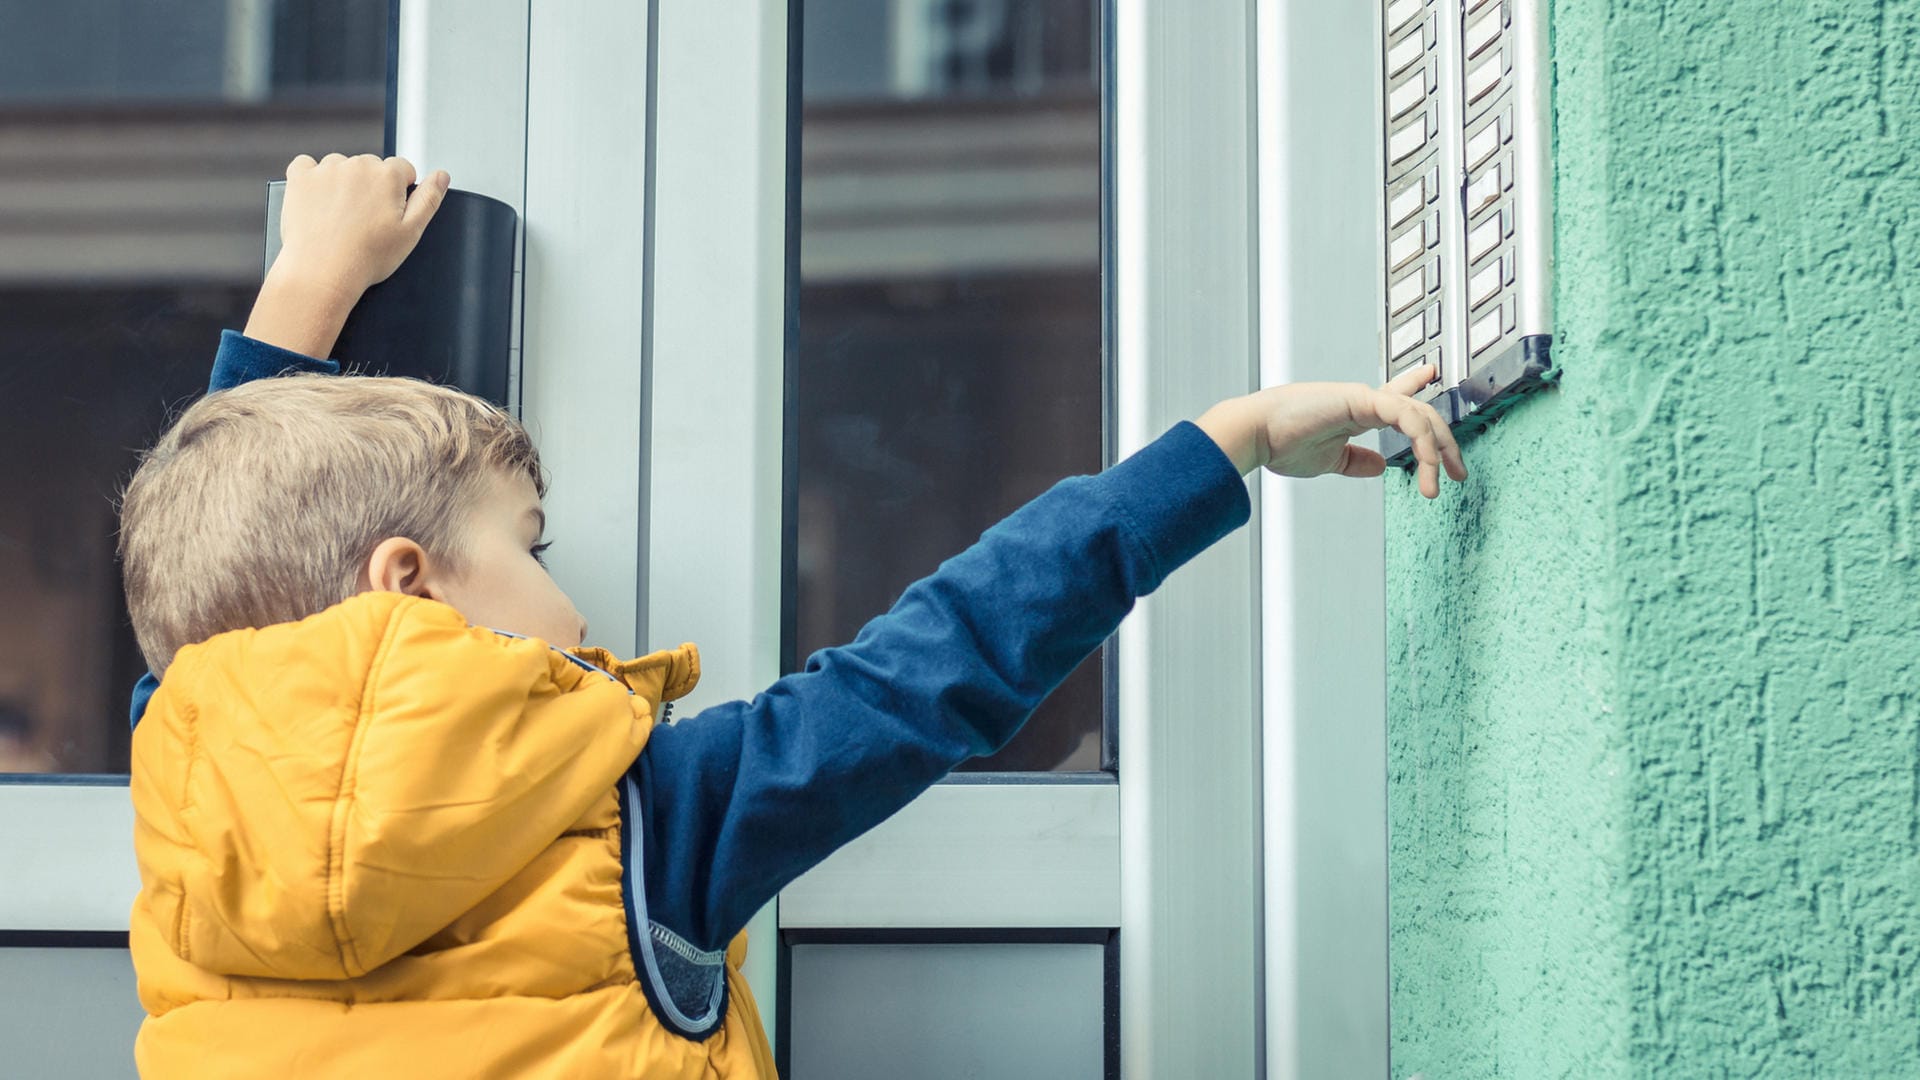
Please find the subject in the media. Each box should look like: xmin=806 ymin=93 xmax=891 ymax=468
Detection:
xmin=149 ymin=593 xmax=698 ymax=732
xmin=149 ymin=593 xmax=621 ymax=728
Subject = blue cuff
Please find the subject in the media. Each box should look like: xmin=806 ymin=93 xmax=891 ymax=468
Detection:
xmin=209 ymin=329 xmax=341 ymax=392
xmin=1091 ymin=420 xmax=1251 ymax=586
xmin=129 ymin=672 xmax=159 ymax=729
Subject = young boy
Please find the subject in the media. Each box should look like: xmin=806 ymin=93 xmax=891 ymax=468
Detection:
xmin=121 ymin=154 xmax=1464 ymax=1078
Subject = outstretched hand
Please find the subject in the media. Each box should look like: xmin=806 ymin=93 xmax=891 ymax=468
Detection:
xmin=1194 ymin=363 xmax=1468 ymax=498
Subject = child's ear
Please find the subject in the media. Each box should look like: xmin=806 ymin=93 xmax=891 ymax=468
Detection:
xmin=363 ymin=537 xmax=435 ymax=598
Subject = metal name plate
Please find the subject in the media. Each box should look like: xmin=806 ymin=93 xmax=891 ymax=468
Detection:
xmin=1378 ymin=0 xmax=1554 ymax=465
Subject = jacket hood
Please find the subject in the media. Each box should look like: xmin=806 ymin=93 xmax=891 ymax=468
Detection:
xmin=130 ymin=591 xmax=698 ymax=983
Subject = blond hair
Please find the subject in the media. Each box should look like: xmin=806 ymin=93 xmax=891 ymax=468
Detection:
xmin=120 ymin=374 xmax=544 ymax=674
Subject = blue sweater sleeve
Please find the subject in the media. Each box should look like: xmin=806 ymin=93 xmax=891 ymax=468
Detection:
xmin=208 ymin=328 xmax=341 ymax=391
xmin=636 ymin=420 xmax=1251 ymax=951
xmin=129 ymin=331 xmax=342 ymax=729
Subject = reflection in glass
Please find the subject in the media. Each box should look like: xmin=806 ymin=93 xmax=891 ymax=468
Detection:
xmin=0 ymin=1 xmax=387 ymax=774
xmin=794 ymin=0 xmax=1104 ymax=771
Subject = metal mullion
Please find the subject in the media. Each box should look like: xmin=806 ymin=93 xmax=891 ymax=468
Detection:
xmin=519 ymin=0 xmax=653 ymax=658
xmin=646 ymin=0 xmax=791 ymax=1036
xmin=1257 ymin=1 xmax=1393 ymax=1075
xmin=1114 ymin=0 xmax=1264 ymax=1075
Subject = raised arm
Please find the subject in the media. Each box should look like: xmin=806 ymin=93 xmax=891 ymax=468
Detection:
xmin=635 ymin=367 xmax=1468 ymax=953
xmin=636 ymin=421 xmax=1248 ymax=952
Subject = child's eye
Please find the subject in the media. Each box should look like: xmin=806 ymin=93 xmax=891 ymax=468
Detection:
xmin=530 ymin=541 xmax=553 ymax=566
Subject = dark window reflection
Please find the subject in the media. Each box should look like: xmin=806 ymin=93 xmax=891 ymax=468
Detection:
xmin=0 ymin=1 xmax=386 ymax=774
xmin=793 ymin=0 xmax=1104 ymax=771
xmin=0 ymin=289 xmax=249 ymax=773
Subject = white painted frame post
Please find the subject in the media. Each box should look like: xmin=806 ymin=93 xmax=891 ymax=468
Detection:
xmin=520 ymin=1 xmax=655 ymax=658
xmin=1114 ymin=0 xmax=1265 ymax=1075
xmin=404 ymin=0 xmax=665 ymax=664
xmin=1255 ymin=0 xmax=1393 ymax=1076
xmin=645 ymin=0 xmax=791 ymax=1028
xmin=0 ymin=784 xmax=135 ymax=931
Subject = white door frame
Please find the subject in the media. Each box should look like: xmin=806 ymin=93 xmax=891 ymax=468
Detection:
xmin=1112 ymin=2 xmax=1264 ymax=1074
xmin=1254 ymin=0 xmax=1394 ymax=1076
xmin=0 ymin=782 xmax=136 ymax=934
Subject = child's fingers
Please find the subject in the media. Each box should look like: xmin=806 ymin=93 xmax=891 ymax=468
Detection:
xmin=1380 ymin=362 xmax=1437 ymax=397
xmin=286 ymin=154 xmax=318 ymax=179
xmin=1373 ymin=368 xmax=1468 ymax=486
xmin=1366 ymin=394 xmax=1440 ymax=496
xmin=401 ymin=171 xmax=451 ymax=237
xmin=385 ymin=155 xmax=418 ymax=189
xmin=1389 ymin=391 xmax=1467 ymax=483
xmin=320 ymin=152 xmax=348 ymax=167
xmin=1429 ymin=407 xmax=1467 ymax=481
xmin=1373 ymin=392 xmax=1457 ymax=498
xmin=1336 ymin=443 xmax=1387 ymax=478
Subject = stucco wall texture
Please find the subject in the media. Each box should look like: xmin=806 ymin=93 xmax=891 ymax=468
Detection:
xmin=1387 ymin=1 xmax=1920 ymax=1075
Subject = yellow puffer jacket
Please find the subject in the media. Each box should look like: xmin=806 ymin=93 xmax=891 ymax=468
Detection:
xmin=129 ymin=592 xmax=776 ymax=1078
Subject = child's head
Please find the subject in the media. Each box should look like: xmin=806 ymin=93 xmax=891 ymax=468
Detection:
xmin=120 ymin=374 xmax=587 ymax=675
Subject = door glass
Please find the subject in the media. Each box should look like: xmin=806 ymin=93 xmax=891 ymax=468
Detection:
xmin=791 ymin=0 xmax=1105 ymax=772
xmin=0 ymin=0 xmax=389 ymax=776
xmin=787 ymin=939 xmax=1106 ymax=1079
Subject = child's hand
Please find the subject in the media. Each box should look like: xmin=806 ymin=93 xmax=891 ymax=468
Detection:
xmin=243 ymin=154 xmax=451 ymax=358
xmin=1195 ymin=363 xmax=1468 ymax=498
xmin=276 ymin=153 xmax=450 ymax=296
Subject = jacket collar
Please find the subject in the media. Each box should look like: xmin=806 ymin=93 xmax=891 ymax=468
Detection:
xmin=129 ymin=627 xmax=701 ymax=728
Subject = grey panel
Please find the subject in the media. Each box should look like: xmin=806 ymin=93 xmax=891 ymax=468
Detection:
xmin=787 ymin=942 xmax=1103 ymax=1080
xmin=0 ymin=948 xmax=140 ymax=1079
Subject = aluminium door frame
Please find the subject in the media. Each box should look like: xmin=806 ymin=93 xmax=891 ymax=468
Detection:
xmin=1111 ymin=2 xmax=1265 ymax=1074
xmin=663 ymin=4 xmax=1271 ymax=1075
xmin=1254 ymin=1 xmax=1395 ymax=1076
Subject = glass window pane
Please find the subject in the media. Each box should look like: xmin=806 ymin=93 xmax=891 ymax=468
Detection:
xmin=787 ymin=940 xmax=1105 ymax=1080
xmin=0 ymin=1 xmax=389 ymax=776
xmin=793 ymin=0 xmax=1104 ymax=772
xmin=0 ymin=948 xmax=140 ymax=1075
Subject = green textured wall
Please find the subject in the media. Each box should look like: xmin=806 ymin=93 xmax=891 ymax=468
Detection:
xmin=1387 ymin=1 xmax=1920 ymax=1075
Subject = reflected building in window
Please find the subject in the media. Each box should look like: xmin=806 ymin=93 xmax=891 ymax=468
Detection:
xmin=0 ymin=0 xmax=386 ymax=774
xmin=795 ymin=0 xmax=1104 ymax=772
